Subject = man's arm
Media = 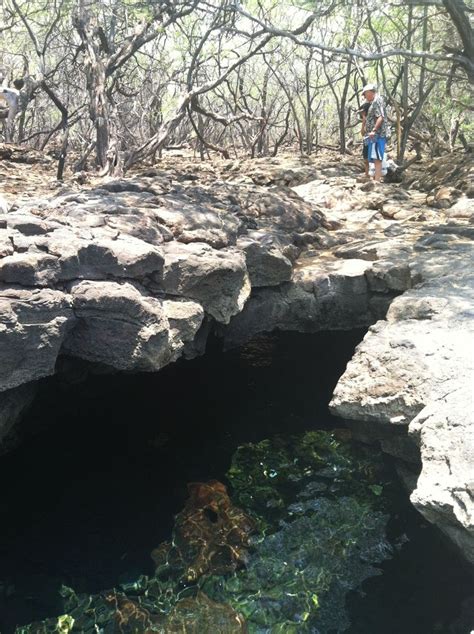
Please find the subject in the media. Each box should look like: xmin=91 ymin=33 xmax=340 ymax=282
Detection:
xmin=368 ymin=98 xmax=384 ymax=138
xmin=369 ymin=115 xmax=383 ymax=137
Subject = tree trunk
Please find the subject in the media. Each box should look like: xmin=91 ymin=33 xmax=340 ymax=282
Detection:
xmin=41 ymin=81 xmax=69 ymax=180
xmin=339 ymin=58 xmax=353 ymax=154
xmin=399 ymin=6 xmax=413 ymax=163
xmin=75 ymin=2 xmax=117 ymax=172
xmin=304 ymin=57 xmax=314 ymax=154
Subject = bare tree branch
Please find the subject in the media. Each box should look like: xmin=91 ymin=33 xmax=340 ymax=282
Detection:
xmin=235 ymin=3 xmax=474 ymax=80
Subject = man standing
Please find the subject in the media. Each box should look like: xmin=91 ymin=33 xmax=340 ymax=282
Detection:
xmin=362 ymin=84 xmax=387 ymax=183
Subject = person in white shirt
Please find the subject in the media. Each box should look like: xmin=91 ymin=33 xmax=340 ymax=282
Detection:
xmin=0 ymin=80 xmax=22 ymax=142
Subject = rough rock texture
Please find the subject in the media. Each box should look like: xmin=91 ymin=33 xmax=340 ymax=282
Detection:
xmin=408 ymin=149 xmax=473 ymax=196
xmin=0 ymin=150 xmax=473 ymax=564
xmin=0 ymin=154 xmax=347 ymax=399
xmin=63 ymin=280 xmax=204 ymax=371
xmin=0 ymin=286 xmax=74 ymax=391
xmin=0 ymin=156 xmax=333 ymax=436
xmin=330 ymin=224 xmax=474 ymax=563
xmin=161 ymin=242 xmax=250 ymax=323
xmin=237 ymin=238 xmax=292 ymax=287
xmin=220 ymin=257 xmax=380 ymax=347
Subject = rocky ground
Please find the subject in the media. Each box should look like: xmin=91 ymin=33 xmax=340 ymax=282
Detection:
xmin=0 ymin=145 xmax=473 ymax=564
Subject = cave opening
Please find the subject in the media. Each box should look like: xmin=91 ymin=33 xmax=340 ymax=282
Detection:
xmin=0 ymin=329 xmax=471 ymax=633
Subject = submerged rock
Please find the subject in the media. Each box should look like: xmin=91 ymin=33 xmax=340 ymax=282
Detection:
xmin=203 ymin=497 xmax=389 ymax=633
xmin=202 ymin=431 xmax=392 ymax=632
xmin=15 ymin=589 xmax=247 ymax=634
xmin=16 ymin=431 xmax=392 ymax=634
xmin=151 ymin=480 xmax=255 ymax=583
xmin=226 ymin=430 xmax=388 ymax=523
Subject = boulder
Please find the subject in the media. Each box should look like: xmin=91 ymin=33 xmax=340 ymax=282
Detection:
xmin=6 ymin=213 xmax=53 ymax=236
xmin=238 ymin=239 xmax=292 ymax=287
xmin=0 ymin=252 xmax=60 ymax=286
xmin=64 ymin=280 xmax=171 ymax=371
xmin=429 ymin=186 xmax=461 ymax=209
xmin=46 ymin=230 xmax=164 ymax=281
xmin=64 ymin=280 xmax=203 ymax=371
xmin=0 ymin=286 xmax=74 ymax=391
xmin=163 ymin=299 xmax=205 ymax=358
xmin=366 ymin=261 xmax=413 ymax=292
xmin=0 ymin=229 xmax=14 ymax=258
xmin=160 ymin=242 xmax=250 ymax=323
xmin=335 ymin=240 xmax=382 ymax=261
xmin=444 ymin=196 xmax=473 ymax=219
xmin=104 ymin=213 xmax=173 ymax=245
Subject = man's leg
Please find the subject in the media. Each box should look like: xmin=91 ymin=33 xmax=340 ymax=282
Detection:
xmin=364 ymin=159 xmax=369 ymax=177
xmin=373 ymin=159 xmax=382 ymax=182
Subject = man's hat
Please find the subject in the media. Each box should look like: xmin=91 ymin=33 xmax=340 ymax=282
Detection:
xmin=362 ymin=83 xmax=377 ymax=94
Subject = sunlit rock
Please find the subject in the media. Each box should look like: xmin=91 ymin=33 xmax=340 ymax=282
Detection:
xmin=64 ymin=280 xmax=175 ymax=371
xmin=0 ymin=286 xmax=74 ymax=391
xmin=331 ymin=274 xmax=474 ymax=563
xmin=160 ymin=241 xmax=250 ymax=324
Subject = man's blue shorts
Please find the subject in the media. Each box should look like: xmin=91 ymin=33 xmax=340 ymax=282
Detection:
xmin=368 ymin=136 xmax=386 ymax=162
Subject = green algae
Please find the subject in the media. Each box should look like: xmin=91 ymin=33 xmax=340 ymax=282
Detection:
xmin=201 ymin=497 xmax=390 ymax=632
xmin=16 ymin=586 xmax=246 ymax=633
xmin=200 ymin=431 xmax=392 ymax=632
xmin=16 ymin=614 xmax=75 ymax=634
xmin=227 ymin=430 xmax=387 ymax=527
xmin=16 ymin=430 xmax=392 ymax=634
